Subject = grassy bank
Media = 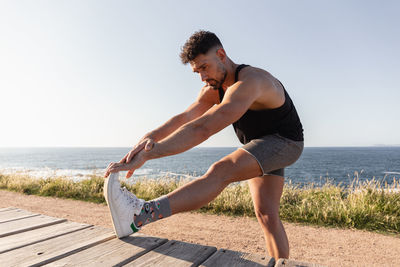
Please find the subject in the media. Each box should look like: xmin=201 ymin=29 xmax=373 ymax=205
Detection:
xmin=0 ymin=173 xmax=399 ymax=234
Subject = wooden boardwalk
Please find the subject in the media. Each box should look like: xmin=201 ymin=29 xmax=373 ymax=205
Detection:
xmin=0 ymin=207 xmax=324 ymax=266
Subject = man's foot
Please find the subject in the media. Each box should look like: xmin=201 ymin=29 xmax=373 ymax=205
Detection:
xmin=104 ymin=172 xmax=144 ymax=238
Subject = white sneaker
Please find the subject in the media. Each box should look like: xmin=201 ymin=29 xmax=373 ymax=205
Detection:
xmin=104 ymin=172 xmax=144 ymax=238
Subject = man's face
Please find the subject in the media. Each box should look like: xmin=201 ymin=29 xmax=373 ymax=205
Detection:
xmin=190 ymin=48 xmax=227 ymax=89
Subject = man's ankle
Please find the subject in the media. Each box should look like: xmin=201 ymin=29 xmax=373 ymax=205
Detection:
xmin=134 ymin=195 xmax=171 ymax=227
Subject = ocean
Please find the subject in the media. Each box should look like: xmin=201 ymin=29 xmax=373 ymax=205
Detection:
xmin=0 ymin=147 xmax=399 ymax=186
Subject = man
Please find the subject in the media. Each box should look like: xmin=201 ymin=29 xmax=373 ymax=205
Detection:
xmin=104 ymin=30 xmax=304 ymax=259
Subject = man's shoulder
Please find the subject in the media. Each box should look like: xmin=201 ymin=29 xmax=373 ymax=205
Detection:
xmin=235 ymin=66 xmax=285 ymax=109
xmin=238 ymin=66 xmax=277 ymax=89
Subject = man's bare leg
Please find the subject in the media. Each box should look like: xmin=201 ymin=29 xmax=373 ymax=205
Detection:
xmin=167 ymin=148 xmax=262 ymax=214
xmin=248 ymin=175 xmax=289 ymax=259
xmin=131 ymin=148 xmax=262 ymax=230
xmin=134 ymin=149 xmax=289 ymax=259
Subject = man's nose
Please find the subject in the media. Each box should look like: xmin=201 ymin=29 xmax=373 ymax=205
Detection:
xmin=200 ymin=72 xmax=208 ymax=82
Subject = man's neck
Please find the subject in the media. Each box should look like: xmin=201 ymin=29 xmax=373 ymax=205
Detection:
xmin=221 ymin=59 xmax=238 ymax=90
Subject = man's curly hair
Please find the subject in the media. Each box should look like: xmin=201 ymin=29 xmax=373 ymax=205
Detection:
xmin=180 ymin=30 xmax=223 ymax=64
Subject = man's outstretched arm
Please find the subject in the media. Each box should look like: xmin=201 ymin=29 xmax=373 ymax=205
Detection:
xmin=147 ymin=79 xmax=261 ymax=159
xmin=108 ymin=86 xmax=216 ymax=178
xmin=142 ymin=89 xmax=215 ymax=143
xmin=120 ymin=86 xmax=216 ymax=162
xmin=104 ymin=75 xmax=263 ymax=177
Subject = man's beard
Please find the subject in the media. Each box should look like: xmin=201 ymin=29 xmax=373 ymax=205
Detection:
xmin=208 ymin=63 xmax=227 ymax=90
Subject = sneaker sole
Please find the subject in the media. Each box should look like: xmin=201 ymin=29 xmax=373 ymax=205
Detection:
xmin=104 ymin=172 xmax=130 ymax=238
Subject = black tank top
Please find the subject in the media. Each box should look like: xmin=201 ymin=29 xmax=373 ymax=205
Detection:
xmin=218 ymin=64 xmax=304 ymax=144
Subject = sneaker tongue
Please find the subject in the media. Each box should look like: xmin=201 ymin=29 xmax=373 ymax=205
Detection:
xmin=120 ymin=187 xmax=144 ymax=215
xmin=122 ymin=187 xmax=135 ymax=198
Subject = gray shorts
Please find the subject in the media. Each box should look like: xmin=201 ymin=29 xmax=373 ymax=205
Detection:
xmin=239 ymin=134 xmax=304 ymax=177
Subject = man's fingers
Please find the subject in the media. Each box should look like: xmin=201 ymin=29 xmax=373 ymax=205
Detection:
xmin=126 ymin=151 xmax=135 ymax=163
xmin=126 ymin=170 xmax=134 ymax=178
xmin=104 ymin=162 xmax=135 ymax=178
xmin=125 ymin=147 xmax=137 ymax=163
xmin=108 ymin=137 xmax=153 ymax=178
xmin=144 ymin=139 xmax=154 ymax=151
xmin=126 ymin=138 xmax=154 ymax=162
xmin=104 ymin=162 xmax=124 ymax=177
xmin=104 ymin=162 xmax=114 ymax=177
xmin=127 ymin=143 xmax=145 ymax=163
xmin=109 ymin=163 xmax=124 ymax=172
xmin=119 ymin=154 xmax=128 ymax=164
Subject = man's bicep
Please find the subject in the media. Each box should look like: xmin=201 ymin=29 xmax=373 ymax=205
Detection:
xmin=184 ymin=99 xmax=215 ymax=122
xmin=219 ymin=80 xmax=261 ymax=119
xmin=201 ymin=101 xmax=248 ymax=132
xmin=183 ymin=85 xmax=218 ymax=122
xmin=199 ymin=80 xmax=262 ymax=134
xmin=197 ymin=100 xmax=251 ymax=136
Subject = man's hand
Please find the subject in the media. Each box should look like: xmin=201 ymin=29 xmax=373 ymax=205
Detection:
xmin=116 ymin=138 xmax=154 ymax=177
xmin=125 ymin=138 xmax=154 ymax=163
xmin=104 ymin=150 xmax=148 ymax=178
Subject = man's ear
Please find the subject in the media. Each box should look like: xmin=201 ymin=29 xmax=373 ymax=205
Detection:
xmin=216 ymin=47 xmax=226 ymax=62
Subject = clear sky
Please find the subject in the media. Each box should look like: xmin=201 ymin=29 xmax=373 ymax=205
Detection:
xmin=1 ymin=1 xmax=399 ymax=147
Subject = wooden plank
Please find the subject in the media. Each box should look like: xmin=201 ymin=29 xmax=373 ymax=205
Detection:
xmin=46 ymin=233 xmax=168 ymax=266
xmin=0 ymin=207 xmax=18 ymax=212
xmin=0 ymin=214 xmax=66 ymax=238
xmin=126 ymin=240 xmax=217 ymax=267
xmin=0 ymin=225 xmax=115 ymax=266
xmin=200 ymin=249 xmax=275 ymax=267
xmin=0 ymin=208 xmax=39 ymax=223
xmin=275 ymin=258 xmax=326 ymax=267
xmin=0 ymin=221 xmax=91 ymax=254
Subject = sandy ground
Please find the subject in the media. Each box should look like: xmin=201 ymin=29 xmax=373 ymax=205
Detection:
xmin=1 ymin=190 xmax=399 ymax=266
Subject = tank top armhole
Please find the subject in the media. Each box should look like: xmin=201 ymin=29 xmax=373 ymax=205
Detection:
xmin=218 ymin=64 xmax=249 ymax=104
xmin=217 ymin=87 xmax=224 ymax=103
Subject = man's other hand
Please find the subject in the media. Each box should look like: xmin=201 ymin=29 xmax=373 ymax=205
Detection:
xmin=126 ymin=138 xmax=154 ymax=162
xmin=104 ymin=150 xmax=148 ymax=178
xmin=116 ymin=138 xmax=154 ymax=177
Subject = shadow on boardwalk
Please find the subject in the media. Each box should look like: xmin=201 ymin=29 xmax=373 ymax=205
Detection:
xmin=0 ymin=207 xmax=324 ymax=266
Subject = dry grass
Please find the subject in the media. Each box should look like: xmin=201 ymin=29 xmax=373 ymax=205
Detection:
xmin=0 ymin=173 xmax=399 ymax=234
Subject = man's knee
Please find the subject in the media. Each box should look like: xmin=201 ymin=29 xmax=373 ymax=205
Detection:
xmin=204 ymin=149 xmax=261 ymax=184
xmin=205 ymin=159 xmax=236 ymax=185
xmin=254 ymin=208 xmax=280 ymax=230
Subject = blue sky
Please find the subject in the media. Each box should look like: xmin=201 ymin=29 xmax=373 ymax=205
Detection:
xmin=1 ymin=1 xmax=399 ymax=147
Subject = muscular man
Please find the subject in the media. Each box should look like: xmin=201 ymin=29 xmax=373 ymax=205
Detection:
xmin=104 ymin=30 xmax=304 ymax=259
